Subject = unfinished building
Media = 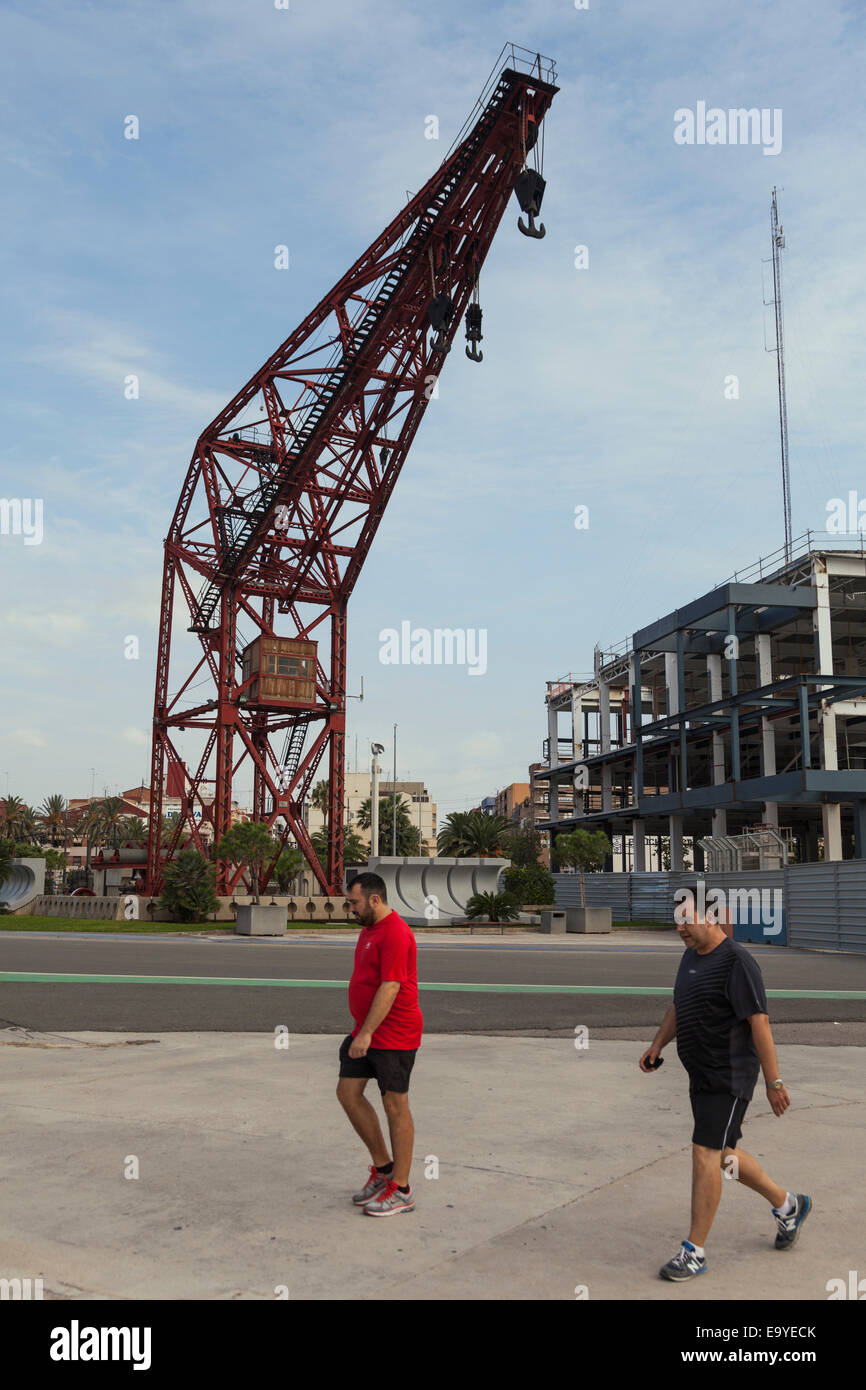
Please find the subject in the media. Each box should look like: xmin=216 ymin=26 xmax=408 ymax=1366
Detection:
xmin=539 ymin=538 xmax=866 ymax=868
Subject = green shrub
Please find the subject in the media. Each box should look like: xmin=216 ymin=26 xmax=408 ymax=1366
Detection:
xmin=158 ymin=849 xmax=218 ymax=923
xmin=464 ymin=891 xmax=521 ymax=922
xmin=502 ymin=863 xmax=555 ymax=905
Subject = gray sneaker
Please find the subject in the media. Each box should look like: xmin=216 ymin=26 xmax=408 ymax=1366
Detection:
xmin=352 ymin=1164 xmax=390 ymax=1206
xmin=772 ymin=1194 xmax=811 ymax=1250
xmin=363 ymin=1179 xmax=415 ymax=1217
xmin=659 ymin=1241 xmax=707 ymax=1281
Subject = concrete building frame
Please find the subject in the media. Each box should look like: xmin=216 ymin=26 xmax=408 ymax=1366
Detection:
xmin=538 ymin=539 xmax=866 ymax=868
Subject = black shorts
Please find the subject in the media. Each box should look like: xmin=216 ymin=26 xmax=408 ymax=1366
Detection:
xmin=338 ymin=1033 xmax=417 ymax=1095
xmin=690 ymin=1092 xmax=750 ymax=1149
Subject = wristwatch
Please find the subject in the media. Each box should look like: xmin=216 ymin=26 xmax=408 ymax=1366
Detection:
xmin=766 ymin=1079 xmax=784 ymax=1090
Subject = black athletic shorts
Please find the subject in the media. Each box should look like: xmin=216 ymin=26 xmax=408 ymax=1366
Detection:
xmin=690 ymin=1092 xmax=750 ymax=1149
xmin=338 ymin=1032 xmax=417 ymax=1094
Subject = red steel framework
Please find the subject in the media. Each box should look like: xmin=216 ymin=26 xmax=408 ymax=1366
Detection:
xmin=147 ymin=45 xmax=558 ymax=898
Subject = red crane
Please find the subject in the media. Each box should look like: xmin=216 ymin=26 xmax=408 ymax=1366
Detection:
xmin=147 ymin=43 xmax=558 ymax=899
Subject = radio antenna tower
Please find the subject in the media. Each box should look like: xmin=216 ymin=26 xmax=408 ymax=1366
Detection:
xmin=764 ymin=187 xmax=791 ymax=562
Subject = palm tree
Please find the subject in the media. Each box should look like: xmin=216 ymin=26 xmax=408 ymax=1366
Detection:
xmin=436 ymin=810 xmax=469 ymax=856
xmin=1 ymin=795 xmax=27 ymax=842
xmin=95 ymin=796 xmax=125 ymax=852
xmin=160 ymin=814 xmax=190 ymax=849
xmin=117 ymin=815 xmax=147 ymax=846
xmin=76 ymin=803 xmax=105 ymax=871
xmin=311 ymin=780 xmax=330 ymax=836
xmin=0 ymin=838 xmax=13 ymax=896
xmin=437 ymin=809 xmax=511 ymax=857
xmin=344 ymin=827 xmax=369 ymax=864
xmin=465 ymin=890 xmax=521 ymax=922
xmin=39 ymin=794 xmax=69 ymax=847
xmin=18 ymin=804 xmax=39 ymax=844
xmin=311 ymin=826 xmax=369 ymax=867
xmin=356 ymin=794 xmax=424 ymax=856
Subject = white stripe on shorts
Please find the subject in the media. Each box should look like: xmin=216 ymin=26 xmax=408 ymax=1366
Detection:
xmin=721 ymin=1097 xmax=739 ymax=1150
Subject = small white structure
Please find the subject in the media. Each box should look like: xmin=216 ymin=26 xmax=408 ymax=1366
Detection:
xmin=0 ymin=857 xmax=46 ymax=912
xmin=358 ymin=856 xmax=510 ymax=926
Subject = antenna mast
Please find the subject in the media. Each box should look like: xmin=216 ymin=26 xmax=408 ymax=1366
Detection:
xmin=768 ymin=187 xmax=792 ymax=561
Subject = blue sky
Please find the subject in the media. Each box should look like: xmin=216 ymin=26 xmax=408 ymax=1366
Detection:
xmin=2 ymin=0 xmax=865 ymax=818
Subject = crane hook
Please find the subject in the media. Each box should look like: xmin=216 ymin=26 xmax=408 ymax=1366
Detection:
xmin=517 ymin=209 xmax=546 ymax=239
xmin=464 ymin=302 xmax=483 ymax=362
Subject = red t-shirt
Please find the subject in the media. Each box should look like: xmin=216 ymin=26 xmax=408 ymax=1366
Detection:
xmin=348 ymin=909 xmax=424 ymax=1050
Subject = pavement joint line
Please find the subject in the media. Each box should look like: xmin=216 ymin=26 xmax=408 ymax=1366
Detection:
xmin=450 ymin=1163 xmax=588 ymax=1186
xmin=414 ymin=1100 xmax=841 ymax=1264
xmin=1 ymin=971 xmax=865 ymax=1000
xmin=373 ymin=1142 xmax=702 ymax=1298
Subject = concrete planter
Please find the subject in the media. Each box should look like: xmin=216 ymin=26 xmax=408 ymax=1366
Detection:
xmin=235 ymin=904 xmax=287 ymax=936
xmin=566 ymin=907 xmax=612 ymax=934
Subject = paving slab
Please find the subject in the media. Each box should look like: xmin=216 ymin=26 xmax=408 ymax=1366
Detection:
xmin=0 ymin=1028 xmax=860 ymax=1300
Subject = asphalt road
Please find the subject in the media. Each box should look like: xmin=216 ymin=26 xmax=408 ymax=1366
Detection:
xmin=2 ymin=931 xmax=865 ymax=1033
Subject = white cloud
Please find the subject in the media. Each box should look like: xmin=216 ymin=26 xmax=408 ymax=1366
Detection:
xmin=33 ymin=311 xmax=227 ymax=421
xmin=1 ymin=728 xmax=47 ymax=748
xmin=0 ymin=611 xmax=88 ymax=644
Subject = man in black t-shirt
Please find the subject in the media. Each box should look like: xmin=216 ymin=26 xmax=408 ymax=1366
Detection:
xmin=640 ymin=904 xmax=811 ymax=1281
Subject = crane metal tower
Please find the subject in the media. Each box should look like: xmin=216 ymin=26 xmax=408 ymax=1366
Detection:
xmin=147 ymin=44 xmax=558 ymax=898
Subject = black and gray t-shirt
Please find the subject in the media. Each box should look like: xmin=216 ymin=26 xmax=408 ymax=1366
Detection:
xmin=673 ymin=938 xmax=768 ymax=1098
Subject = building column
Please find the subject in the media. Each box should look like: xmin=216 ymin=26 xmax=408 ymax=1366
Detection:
xmin=669 ymin=814 xmax=684 ymax=871
xmin=547 ymin=699 xmax=559 ymax=825
xmin=633 ymin=818 xmax=646 ymax=872
xmin=665 ymin=651 xmax=680 ymax=794
xmin=599 ymin=678 xmax=612 ymax=812
xmin=707 ymin=653 xmax=727 ymax=837
xmin=571 ymin=688 xmax=584 ymax=760
xmin=665 ymin=653 xmax=679 ymax=718
xmin=630 ymin=651 xmax=643 ymax=807
xmin=854 ymin=802 xmax=866 ymax=860
xmin=813 ymin=557 xmax=842 ymax=860
xmin=822 ymin=803 xmax=843 ymax=860
xmin=755 ymin=632 xmax=778 ymax=828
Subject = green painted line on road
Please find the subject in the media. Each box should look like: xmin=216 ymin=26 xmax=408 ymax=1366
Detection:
xmin=0 ymin=972 xmax=864 ymax=1000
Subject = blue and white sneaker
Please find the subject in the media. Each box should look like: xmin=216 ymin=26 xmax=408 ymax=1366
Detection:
xmin=772 ymin=1193 xmax=811 ymax=1250
xmin=659 ymin=1240 xmax=707 ymax=1281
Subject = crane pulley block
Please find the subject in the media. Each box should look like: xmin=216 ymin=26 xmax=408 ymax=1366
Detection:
xmin=514 ymin=167 xmax=547 ymax=238
xmin=427 ymin=292 xmax=454 ymax=352
xmin=427 ymin=293 xmax=454 ymax=330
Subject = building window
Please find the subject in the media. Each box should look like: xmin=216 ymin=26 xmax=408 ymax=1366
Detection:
xmin=265 ymin=655 xmax=311 ymax=677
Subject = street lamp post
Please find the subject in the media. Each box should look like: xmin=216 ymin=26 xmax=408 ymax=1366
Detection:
xmin=370 ymin=743 xmax=384 ymax=863
xmin=392 ymin=724 xmax=397 ymax=855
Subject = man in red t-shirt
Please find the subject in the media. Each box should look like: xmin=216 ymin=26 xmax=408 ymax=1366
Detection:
xmin=337 ymin=872 xmax=423 ymax=1216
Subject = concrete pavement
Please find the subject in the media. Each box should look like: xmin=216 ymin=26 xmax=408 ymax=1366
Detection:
xmin=0 ymin=1025 xmax=860 ymax=1300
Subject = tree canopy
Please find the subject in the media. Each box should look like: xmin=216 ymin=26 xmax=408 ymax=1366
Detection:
xmin=437 ymin=810 xmax=511 ymax=857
